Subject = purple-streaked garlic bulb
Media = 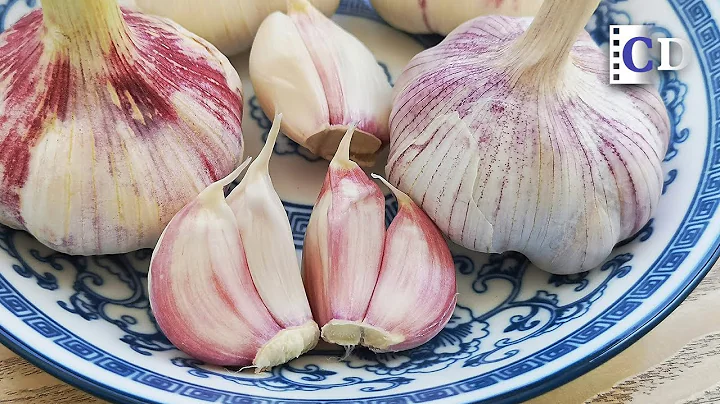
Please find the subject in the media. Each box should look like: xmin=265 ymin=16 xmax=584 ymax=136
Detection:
xmin=387 ymin=0 xmax=670 ymax=274
xmin=370 ymin=0 xmax=542 ymax=35
xmin=0 ymin=0 xmax=244 ymax=255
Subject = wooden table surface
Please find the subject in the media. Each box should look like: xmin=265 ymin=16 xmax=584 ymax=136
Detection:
xmin=1 ymin=266 xmax=719 ymax=404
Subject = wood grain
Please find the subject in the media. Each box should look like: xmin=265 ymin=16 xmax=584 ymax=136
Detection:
xmin=0 ymin=266 xmax=718 ymax=404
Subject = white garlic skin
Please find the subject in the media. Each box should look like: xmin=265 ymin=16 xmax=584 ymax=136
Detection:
xmin=0 ymin=0 xmax=244 ymax=255
xmin=249 ymin=0 xmax=392 ymax=166
xmin=370 ymin=0 xmax=542 ymax=35
xmin=128 ymin=0 xmax=340 ymax=56
xmin=387 ymin=16 xmax=670 ymax=274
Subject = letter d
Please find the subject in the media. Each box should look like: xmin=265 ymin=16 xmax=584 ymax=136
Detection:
xmin=658 ymin=38 xmax=691 ymax=71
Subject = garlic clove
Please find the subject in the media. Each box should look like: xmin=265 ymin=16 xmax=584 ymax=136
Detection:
xmin=227 ymin=114 xmax=316 ymax=333
xmin=249 ymin=12 xmax=332 ymax=154
xmin=302 ymin=125 xmax=386 ymax=344
xmin=127 ymin=0 xmax=340 ymax=56
xmin=387 ymin=0 xmax=670 ymax=274
xmin=0 ymin=0 xmax=244 ymax=255
xmin=361 ymin=175 xmax=457 ymax=352
xmin=149 ymin=160 xmax=317 ymax=369
xmin=249 ymin=0 xmax=391 ymax=166
xmin=370 ymin=0 xmax=542 ymax=35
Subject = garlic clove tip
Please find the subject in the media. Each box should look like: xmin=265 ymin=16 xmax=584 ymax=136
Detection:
xmin=371 ymin=173 xmax=414 ymax=206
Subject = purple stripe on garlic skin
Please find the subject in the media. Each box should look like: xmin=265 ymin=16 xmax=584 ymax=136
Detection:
xmin=386 ymin=0 xmax=670 ymax=275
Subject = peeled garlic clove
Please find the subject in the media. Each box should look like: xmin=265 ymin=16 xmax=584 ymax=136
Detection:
xmin=250 ymin=0 xmax=392 ymax=166
xmin=126 ymin=0 xmax=340 ymax=56
xmin=227 ymin=114 xmax=317 ymax=333
xmin=149 ymin=161 xmax=317 ymax=370
xmin=360 ymin=175 xmax=457 ymax=352
xmin=387 ymin=0 xmax=670 ymax=274
xmin=302 ymin=126 xmax=386 ymax=345
xmin=370 ymin=0 xmax=542 ymax=35
xmin=0 ymin=0 xmax=244 ymax=255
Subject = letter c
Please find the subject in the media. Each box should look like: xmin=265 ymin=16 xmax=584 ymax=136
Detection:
xmin=622 ymin=37 xmax=653 ymax=73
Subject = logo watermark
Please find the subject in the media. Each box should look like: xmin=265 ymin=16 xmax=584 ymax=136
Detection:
xmin=609 ymin=25 xmax=691 ymax=85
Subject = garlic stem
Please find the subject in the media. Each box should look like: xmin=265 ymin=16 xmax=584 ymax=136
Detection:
xmin=287 ymin=0 xmax=309 ymax=13
xmin=509 ymin=0 xmax=601 ymax=80
xmin=42 ymin=0 xmax=129 ymax=48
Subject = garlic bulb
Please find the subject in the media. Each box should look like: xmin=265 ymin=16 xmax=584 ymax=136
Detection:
xmin=250 ymin=0 xmax=392 ymax=167
xmin=149 ymin=115 xmax=319 ymax=369
xmin=387 ymin=0 xmax=670 ymax=274
xmin=126 ymin=0 xmax=340 ymax=56
xmin=304 ymin=128 xmax=456 ymax=351
xmin=0 ymin=0 xmax=244 ymax=255
xmin=370 ymin=0 xmax=542 ymax=35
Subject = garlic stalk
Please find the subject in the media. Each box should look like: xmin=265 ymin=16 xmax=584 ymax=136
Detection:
xmin=149 ymin=115 xmax=319 ymax=368
xmin=126 ymin=0 xmax=340 ymax=56
xmin=387 ymin=0 xmax=670 ymax=274
xmin=370 ymin=0 xmax=542 ymax=35
xmin=0 ymin=0 xmax=244 ymax=255
xmin=304 ymin=128 xmax=456 ymax=351
xmin=250 ymin=0 xmax=392 ymax=166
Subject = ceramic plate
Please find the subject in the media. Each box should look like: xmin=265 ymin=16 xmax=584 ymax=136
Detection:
xmin=0 ymin=0 xmax=718 ymax=403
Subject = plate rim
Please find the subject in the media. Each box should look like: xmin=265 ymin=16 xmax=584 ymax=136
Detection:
xmin=0 ymin=0 xmax=718 ymax=403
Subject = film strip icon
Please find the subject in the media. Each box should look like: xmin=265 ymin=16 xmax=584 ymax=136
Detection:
xmin=609 ymin=25 xmax=653 ymax=85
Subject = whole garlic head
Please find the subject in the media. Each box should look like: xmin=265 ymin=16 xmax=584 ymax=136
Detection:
xmin=0 ymin=0 xmax=244 ymax=255
xmin=127 ymin=0 xmax=340 ymax=56
xmin=370 ymin=0 xmax=543 ymax=35
xmin=387 ymin=0 xmax=670 ymax=274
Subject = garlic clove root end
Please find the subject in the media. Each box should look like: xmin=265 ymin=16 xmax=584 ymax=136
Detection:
xmin=306 ymin=125 xmax=382 ymax=167
xmin=254 ymin=320 xmax=320 ymax=372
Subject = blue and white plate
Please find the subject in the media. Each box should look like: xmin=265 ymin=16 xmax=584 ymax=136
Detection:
xmin=0 ymin=0 xmax=718 ymax=403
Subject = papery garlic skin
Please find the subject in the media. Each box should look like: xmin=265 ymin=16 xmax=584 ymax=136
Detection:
xmin=227 ymin=114 xmax=315 ymax=330
xmin=370 ymin=0 xmax=542 ymax=35
xmin=149 ymin=161 xmax=317 ymax=369
xmin=387 ymin=0 xmax=670 ymax=274
xmin=127 ymin=0 xmax=340 ymax=56
xmin=250 ymin=0 xmax=392 ymax=166
xmin=361 ymin=175 xmax=456 ymax=352
xmin=0 ymin=0 xmax=243 ymax=255
xmin=302 ymin=126 xmax=386 ymax=344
